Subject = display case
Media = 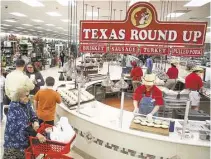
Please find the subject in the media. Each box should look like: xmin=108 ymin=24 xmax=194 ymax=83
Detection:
xmin=58 ymin=89 xmax=95 ymax=108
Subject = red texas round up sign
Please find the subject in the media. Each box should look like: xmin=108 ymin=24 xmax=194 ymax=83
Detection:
xmin=80 ymin=2 xmax=207 ymax=46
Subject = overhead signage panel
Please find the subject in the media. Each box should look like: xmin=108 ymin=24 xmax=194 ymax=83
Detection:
xmin=109 ymin=44 xmax=139 ymax=54
xmin=140 ymin=46 xmax=169 ymax=55
xmin=80 ymin=2 xmax=207 ymax=46
xmin=79 ymin=43 xmax=107 ymax=53
xmin=170 ymin=47 xmax=204 ymax=57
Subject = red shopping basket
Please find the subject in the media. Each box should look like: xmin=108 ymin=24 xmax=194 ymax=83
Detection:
xmin=25 ymin=123 xmax=76 ymax=159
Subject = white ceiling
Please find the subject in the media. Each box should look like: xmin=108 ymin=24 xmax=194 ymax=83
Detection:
xmin=1 ymin=0 xmax=210 ymax=42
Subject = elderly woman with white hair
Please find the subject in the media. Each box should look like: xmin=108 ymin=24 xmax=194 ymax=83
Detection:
xmin=3 ymin=87 xmax=46 ymax=159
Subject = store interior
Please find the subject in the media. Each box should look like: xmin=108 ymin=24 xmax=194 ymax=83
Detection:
xmin=1 ymin=0 xmax=211 ymax=159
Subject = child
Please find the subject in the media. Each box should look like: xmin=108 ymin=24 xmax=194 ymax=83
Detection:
xmin=34 ymin=76 xmax=61 ymax=125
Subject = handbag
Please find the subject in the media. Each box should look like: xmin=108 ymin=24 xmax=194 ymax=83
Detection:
xmin=3 ymin=93 xmax=11 ymax=105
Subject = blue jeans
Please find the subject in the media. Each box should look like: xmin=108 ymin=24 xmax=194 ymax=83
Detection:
xmin=122 ymin=67 xmax=132 ymax=74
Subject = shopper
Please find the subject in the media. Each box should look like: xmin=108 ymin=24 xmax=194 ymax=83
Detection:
xmin=60 ymin=51 xmax=65 ymax=67
xmin=0 ymin=68 xmax=5 ymax=122
xmin=34 ymin=76 xmax=62 ymax=125
xmin=25 ymin=62 xmax=45 ymax=95
xmin=63 ymin=56 xmax=74 ymax=78
xmin=145 ymin=55 xmax=153 ymax=74
xmin=130 ymin=61 xmax=143 ymax=91
xmin=165 ymin=60 xmax=179 ymax=90
xmin=5 ymin=59 xmax=35 ymax=101
xmin=185 ymin=66 xmax=203 ymax=111
xmin=133 ymin=74 xmax=163 ymax=118
xmin=125 ymin=54 xmax=133 ymax=73
xmin=3 ymin=87 xmax=46 ymax=159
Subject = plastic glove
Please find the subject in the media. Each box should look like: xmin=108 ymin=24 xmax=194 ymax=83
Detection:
xmin=133 ymin=107 xmax=139 ymax=114
xmin=146 ymin=113 xmax=153 ymax=121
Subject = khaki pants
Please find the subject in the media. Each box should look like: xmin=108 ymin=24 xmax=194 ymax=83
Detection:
xmin=189 ymin=91 xmax=200 ymax=107
xmin=165 ymin=79 xmax=176 ymax=90
xmin=132 ymin=81 xmax=141 ymax=92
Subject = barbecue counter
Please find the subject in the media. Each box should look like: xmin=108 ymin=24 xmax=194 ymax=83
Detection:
xmin=55 ymin=63 xmax=210 ymax=159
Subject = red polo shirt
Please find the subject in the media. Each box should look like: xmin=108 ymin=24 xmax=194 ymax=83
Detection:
xmin=133 ymin=85 xmax=163 ymax=106
xmin=130 ymin=66 xmax=143 ymax=81
xmin=166 ymin=67 xmax=178 ymax=79
xmin=185 ymin=72 xmax=203 ymax=90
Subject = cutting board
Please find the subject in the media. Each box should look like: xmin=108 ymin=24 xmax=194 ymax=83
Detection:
xmin=130 ymin=121 xmax=169 ymax=136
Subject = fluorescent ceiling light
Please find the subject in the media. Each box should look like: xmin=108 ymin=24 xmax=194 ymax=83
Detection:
xmin=16 ymin=27 xmax=24 ymax=29
xmin=46 ymin=29 xmax=52 ymax=31
xmin=22 ymin=30 xmax=28 ymax=32
xmin=32 ymin=19 xmax=44 ymax=22
xmin=10 ymin=12 xmax=27 ymax=17
xmin=22 ymin=24 xmax=32 ymax=26
xmin=20 ymin=0 xmax=44 ymax=7
xmin=207 ymin=26 xmax=211 ymax=29
xmin=61 ymin=19 xmax=69 ymax=22
xmin=46 ymin=12 xmax=62 ymax=17
xmin=207 ymin=16 xmax=211 ymax=18
xmin=1 ymin=24 xmax=11 ymax=26
xmin=206 ymin=32 xmax=211 ymax=36
xmin=35 ymin=27 xmax=42 ymax=29
xmin=29 ymin=29 xmax=36 ymax=31
xmin=37 ymin=31 xmax=43 ymax=32
xmin=166 ymin=13 xmax=185 ymax=18
xmin=184 ymin=0 xmax=211 ymax=7
xmin=129 ymin=0 xmax=150 ymax=6
xmin=56 ymin=27 xmax=63 ymax=29
xmin=45 ymin=24 xmax=55 ymax=26
xmin=4 ymin=19 xmax=16 ymax=23
xmin=87 ymin=11 xmax=98 ymax=17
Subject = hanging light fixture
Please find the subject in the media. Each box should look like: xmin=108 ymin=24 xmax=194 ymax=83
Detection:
xmin=101 ymin=0 xmax=113 ymax=87
xmin=101 ymin=72 xmax=114 ymax=87
xmin=114 ymin=74 xmax=129 ymax=90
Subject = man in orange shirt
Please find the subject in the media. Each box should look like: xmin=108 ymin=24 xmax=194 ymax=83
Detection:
xmin=34 ymin=76 xmax=61 ymax=125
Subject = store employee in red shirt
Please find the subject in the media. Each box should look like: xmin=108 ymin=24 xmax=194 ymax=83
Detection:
xmin=165 ymin=60 xmax=179 ymax=90
xmin=133 ymin=74 xmax=163 ymax=118
xmin=185 ymin=66 xmax=203 ymax=110
xmin=130 ymin=61 xmax=143 ymax=91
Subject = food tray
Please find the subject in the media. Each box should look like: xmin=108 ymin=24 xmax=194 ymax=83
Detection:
xmin=130 ymin=115 xmax=170 ymax=136
xmin=87 ymin=74 xmax=107 ymax=81
xmin=58 ymin=89 xmax=95 ymax=107
xmin=130 ymin=122 xmax=169 ymax=136
xmin=178 ymin=121 xmax=210 ymax=132
xmin=63 ymin=99 xmax=96 ymax=109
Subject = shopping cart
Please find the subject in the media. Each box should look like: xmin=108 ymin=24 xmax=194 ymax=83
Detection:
xmin=25 ymin=123 xmax=76 ymax=159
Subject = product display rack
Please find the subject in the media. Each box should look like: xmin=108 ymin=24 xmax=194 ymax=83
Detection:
xmin=1 ymin=40 xmax=18 ymax=66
